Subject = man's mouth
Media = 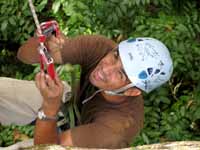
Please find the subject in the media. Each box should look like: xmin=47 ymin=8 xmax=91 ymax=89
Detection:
xmin=94 ymin=67 xmax=105 ymax=82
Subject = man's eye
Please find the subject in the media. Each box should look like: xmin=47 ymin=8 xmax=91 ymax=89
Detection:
xmin=119 ymin=70 xmax=124 ymax=79
xmin=113 ymin=52 xmax=118 ymax=60
xmin=121 ymin=69 xmax=129 ymax=81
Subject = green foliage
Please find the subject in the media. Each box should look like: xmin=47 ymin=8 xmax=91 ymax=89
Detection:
xmin=0 ymin=49 xmax=35 ymax=78
xmin=0 ymin=124 xmax=34 ymax=147
xmin=0 ymin=0 xmax=49 ymax=43
xmin=0 ymin=0 xmax=200 ymax=147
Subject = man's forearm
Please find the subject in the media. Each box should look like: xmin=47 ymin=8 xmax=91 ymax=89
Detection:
xmin=17 ymin=36 xmax=63 ymax=64
xmin=17 ymin=37 xmax=40 ymax=64
xmin=34 ymin=71 xmax=65 ymax=145
xmin=34 ymin=119 xmax=59 ymax=145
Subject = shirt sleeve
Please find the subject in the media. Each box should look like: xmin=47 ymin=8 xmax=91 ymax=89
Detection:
xmin=60 ymin=35 xmax=117 ymax=71
xmin=70 ymin=122 xmax=124 ymax=148
xmin=70 ymin=109 xmax=143 ymax=149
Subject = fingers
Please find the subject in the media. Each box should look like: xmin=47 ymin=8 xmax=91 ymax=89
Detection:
xmin=35 ymin=70 xmax=64 ymax=94
xmin=35 ymin=71 xmax=45 ymax=89
xmin=46 ymin=35 xmax=59 ymax=45
xmin=35 ymin=71 xmax=63 ymax=110
xmin=45 ymin=74 xmax=55 ymax=90
xmin=54 ymin=73 xmax=64 ymax=90
xmin=40 ymin=72 xmax=48 ymax=91
xmin=54 ymin=73 xmax=60 ymax=84
xmin=46 ymin=34 xmax=65 ymax=51
xmin=35 ymin=71 xmax=61 ymax=90
xmin=35 ymin=72 xmax=41 ymax=89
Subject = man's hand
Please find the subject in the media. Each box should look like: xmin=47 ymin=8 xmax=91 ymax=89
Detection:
xmin=17 ymin=33 xmax=65 ymax=64
xmin=35 ymin=71 xmax=64 ymax=116
xmin=45 ymin=33 xmax=66 ymax=54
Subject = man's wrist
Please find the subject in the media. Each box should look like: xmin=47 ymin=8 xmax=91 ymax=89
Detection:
xmin=42 ymin=101 xmax=60 ymax=116
xmin=37 ymin=108 xmax=58 ymax=121
xmin=43 ymin=108 xmax=58 ymax=117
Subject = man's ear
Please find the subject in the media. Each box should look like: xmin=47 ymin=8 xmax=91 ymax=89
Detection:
xmin=124 ymin=88 xmax=141 ymax=97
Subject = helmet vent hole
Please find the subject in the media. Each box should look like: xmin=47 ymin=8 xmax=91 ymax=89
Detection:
xmin=155 ymin=69 xmax=160 ymax=74
xmin=147 ymin=68 xmax=153 ymax=75
xmin=160 ymin=72 xmax=166 ymax=75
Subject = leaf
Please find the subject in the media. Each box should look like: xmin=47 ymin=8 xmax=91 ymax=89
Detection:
xmin=19 ymin=18 xmax=25 ymax=26
xmin=194 ymin=24 xmax=200 ymax=33
xmin=151 ymin=111 xmax=160 ymax=119
xmin=22 ymin=0 xmax=28 ymax=11
xmin=76 ymin=1 xmax=88 ymax=10
xmin=119 ymin=4 xmax=127 ymax=14
xmin=180 ymin=106 xmax=186 ymax=117
xmin=63 ymin=3 xmax=74 ymax=16
xmin=179 ymin=95 xmax=190 ymax=102
xmin=172 ymin=39 xmax=178 ymax=48
xmin=161 ymin=97 xmax=171 ymax=104
xmin=188 ymin=24 xmax=196 ymax=38
xmin=112 ymin=12 xmax=118 ymax=23
xmin=192 ymin=10 xmax=198 ymax=21
xmin=135 ymin=0 xmax=141 ymax=6
xmin=52 ymin=0 xmax=61 ymax=14
xmin=116 ymin=6 xmax=123 ymax=18
xmin=1 ymin=20 xmax=8 ymax=31
xmin=37 ymin=0 xmax=48 ymax=12
xmin=141 ymin=0 xmax=146 ymax=5
xmin=176 ymin=24 xmax=188 ymax=33
xmin=13 ymin=129 xmax=29 ymax=143
xmin=8 ymin=17 xmax=16 ymax=26
xmin=146 ymin=0 xmax=150 ymax=4
xmin=142 ymin=133 xmax=149 ymax=144
xmin=68 ymin=104 xmax=75 ymax=128
xmin=27 ymin=25 xmax=34 ymax=34
xmin=136 ymin=25 xmax=146 ymax=32
xmin=193 ymin=109 xmax=200 ymax=120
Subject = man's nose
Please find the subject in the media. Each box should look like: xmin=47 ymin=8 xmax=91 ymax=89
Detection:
xmin=103 ymin=64 xmax=117 ymax=76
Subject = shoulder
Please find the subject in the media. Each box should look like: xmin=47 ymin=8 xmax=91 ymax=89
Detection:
xmin=95 ymin=95 xmax=144 ymax=132
xmin=80 ymin=95 xmax=144 ymax=147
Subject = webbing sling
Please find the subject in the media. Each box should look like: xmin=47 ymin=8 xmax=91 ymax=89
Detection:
xmin=57 ymin=64 xmax=81 ymax=129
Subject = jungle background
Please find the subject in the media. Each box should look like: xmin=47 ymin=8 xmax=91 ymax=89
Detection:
xmin=0 ymin=0 xmax=200 ymax=147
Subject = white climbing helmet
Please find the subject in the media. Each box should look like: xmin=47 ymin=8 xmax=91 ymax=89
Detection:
xmin=117 ymin=37 xmax=173 ymax=93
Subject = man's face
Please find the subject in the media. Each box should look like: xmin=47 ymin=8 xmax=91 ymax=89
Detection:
xmin=89 ymin=49 xmax=130 ymax=90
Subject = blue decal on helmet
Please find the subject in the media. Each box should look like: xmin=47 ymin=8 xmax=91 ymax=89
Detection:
xmin=139 ymin=70 xmax=148 ymax=79
xmin=127 ymin=38 xmax=136 ymax=43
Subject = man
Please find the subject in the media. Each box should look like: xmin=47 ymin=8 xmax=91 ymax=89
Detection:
xmin=0 ymin=34 xmax=173 ymax=148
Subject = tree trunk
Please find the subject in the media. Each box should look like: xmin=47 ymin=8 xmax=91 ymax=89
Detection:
xmin=1 ymin=140 xmax=200 ymax=150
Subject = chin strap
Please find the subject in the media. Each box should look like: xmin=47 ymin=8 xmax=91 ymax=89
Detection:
xmin=82 ymin=89 xmax=104 ymax=104
xmin=104 ymin=83 xmax=135 ymax=96
xmin=82 ymin=83 xmax=135 ymax=104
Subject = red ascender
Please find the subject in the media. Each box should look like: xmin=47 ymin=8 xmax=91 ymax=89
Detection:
xmin=37 ymin=20 xmax=60 ymax=79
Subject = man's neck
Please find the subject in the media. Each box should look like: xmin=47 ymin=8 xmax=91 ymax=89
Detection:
xmin=101 ymin=91 xmax=127 ymax=104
